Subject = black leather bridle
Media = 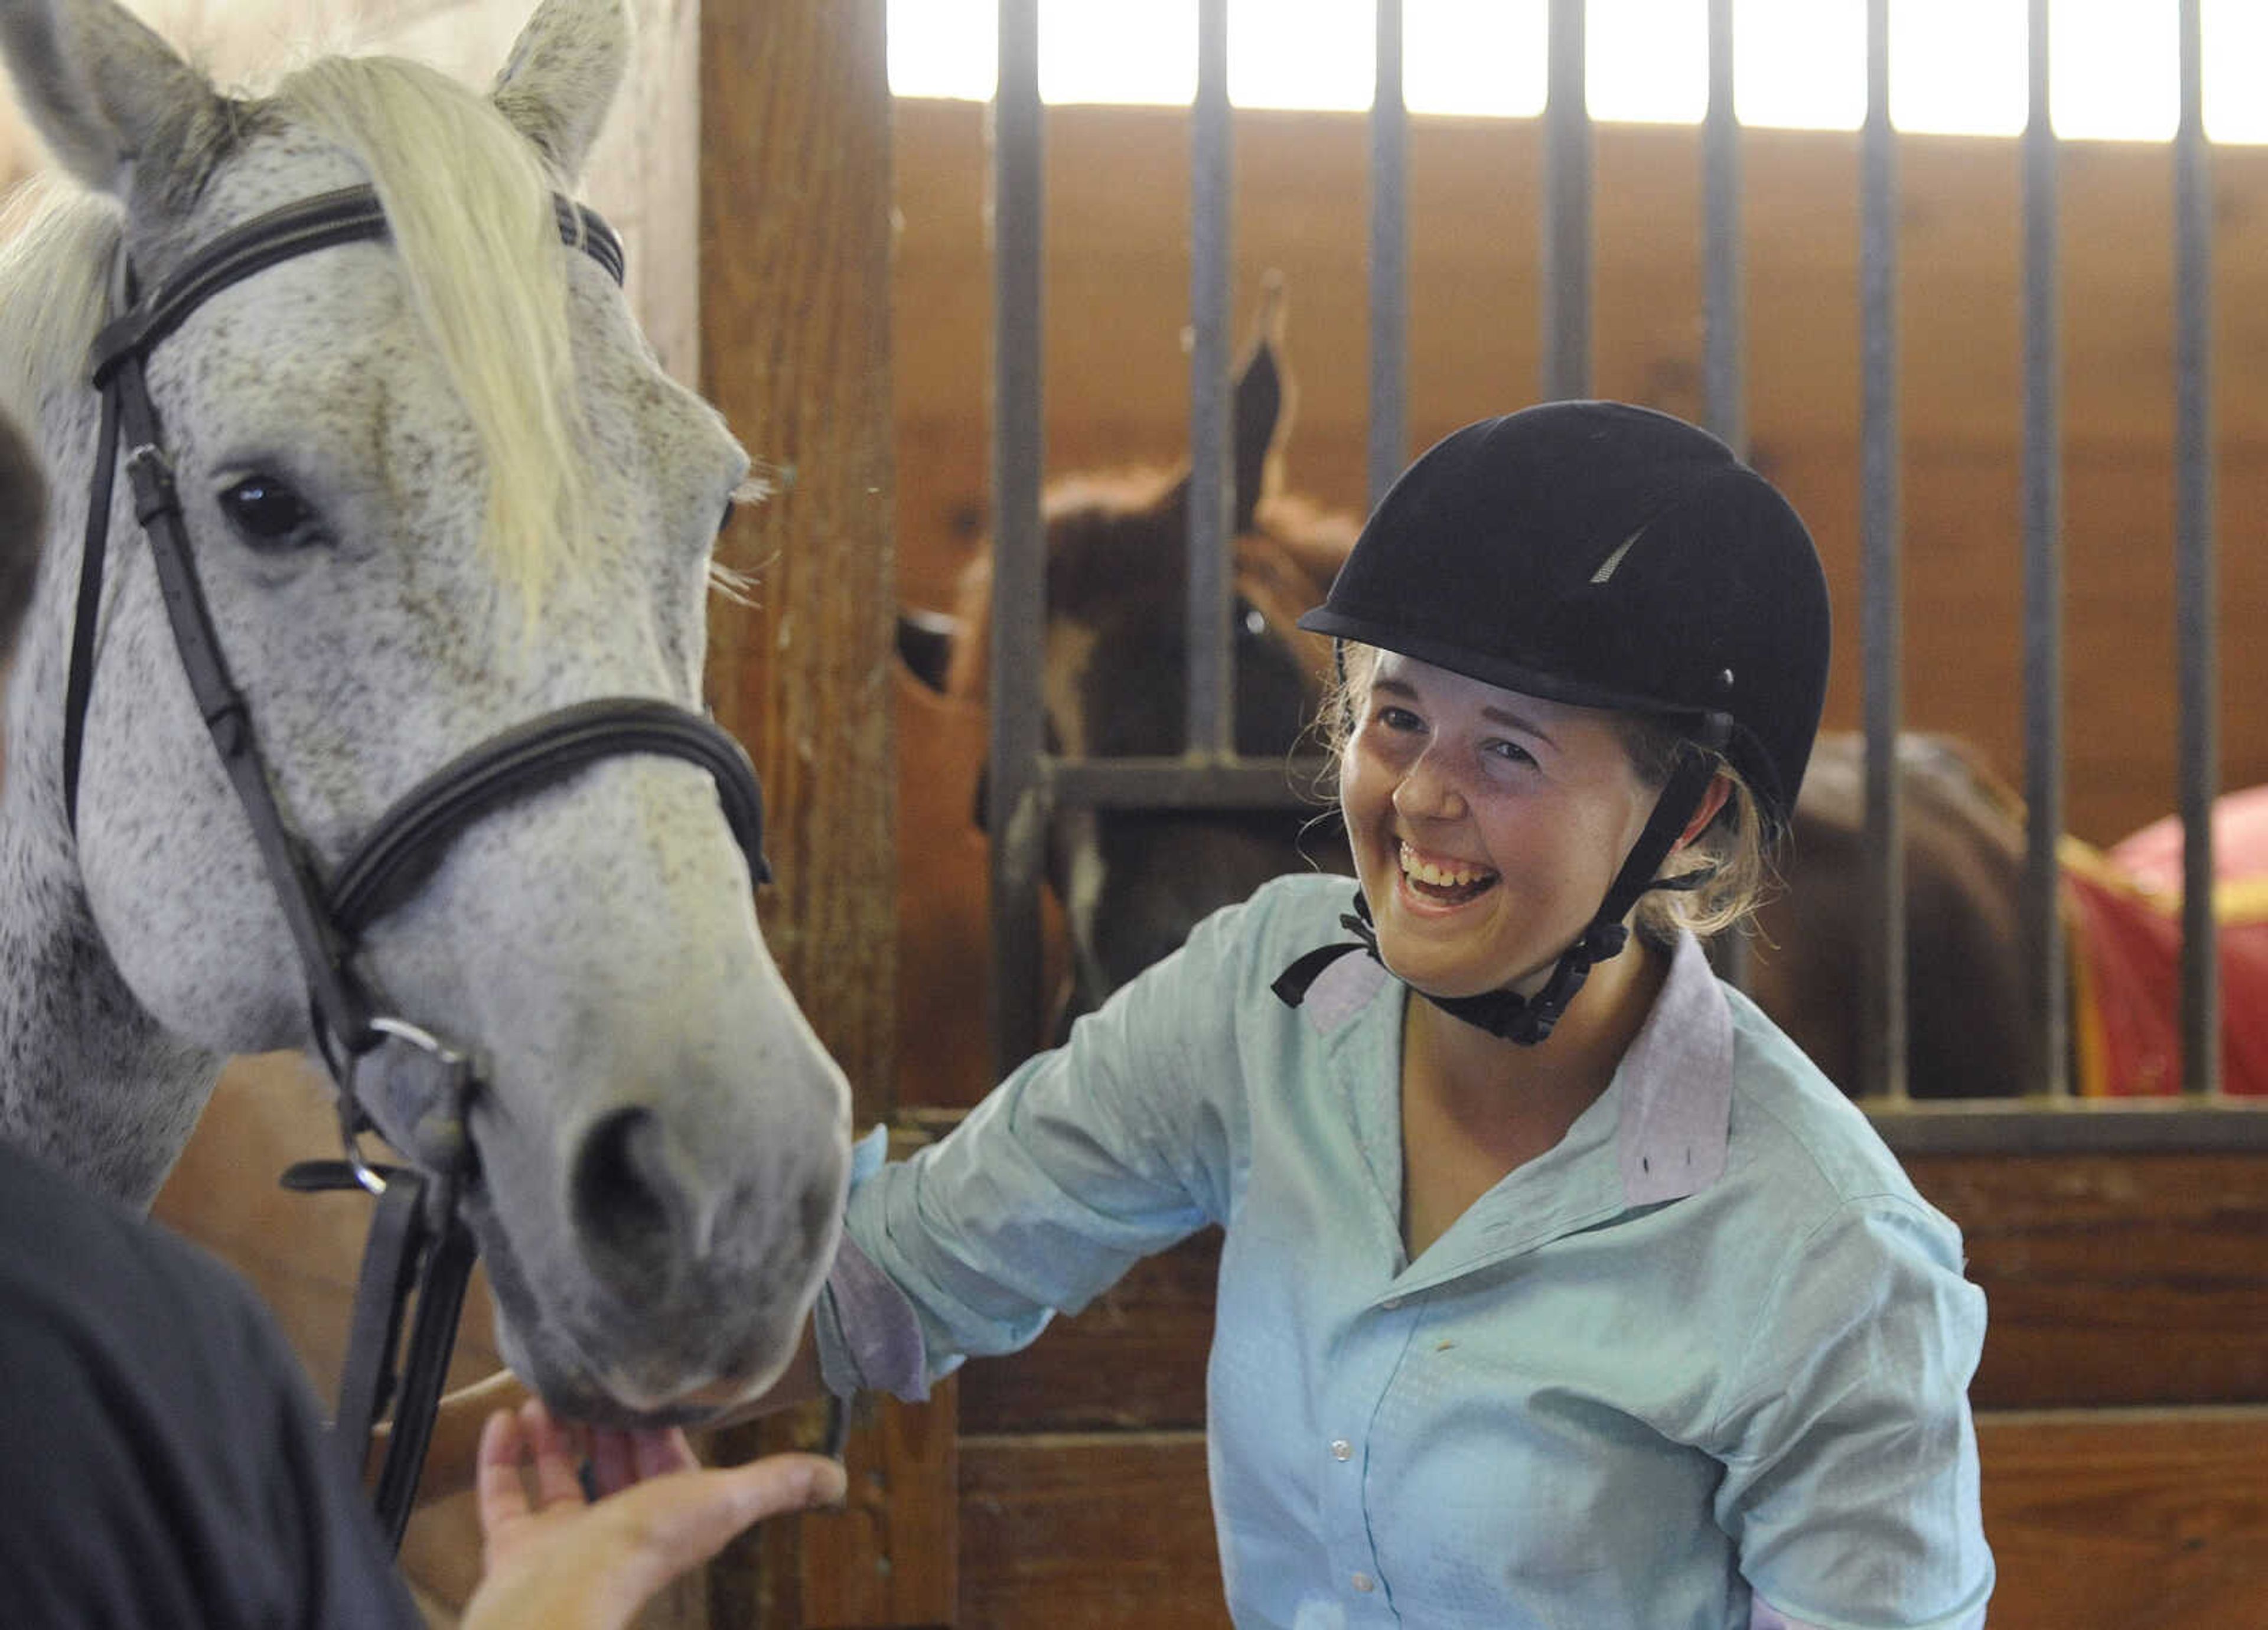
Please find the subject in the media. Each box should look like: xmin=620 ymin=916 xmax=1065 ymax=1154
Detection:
xmin=67 ymin=185 xmax=779 ymax=1550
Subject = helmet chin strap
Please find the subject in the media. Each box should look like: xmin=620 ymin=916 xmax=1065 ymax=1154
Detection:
xmin=1273 ymin=718 xmax=1731 ymax=1047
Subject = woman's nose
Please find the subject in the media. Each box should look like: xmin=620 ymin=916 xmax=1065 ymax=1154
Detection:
xmin=1392 ymin=749 xmax=1467 ymax=820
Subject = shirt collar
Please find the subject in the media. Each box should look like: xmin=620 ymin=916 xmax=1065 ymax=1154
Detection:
xmin=1299 ymin=920 xmax=1735 ymax=1211
xmin=1614 ymin=930 xmax=1734 ymax=1205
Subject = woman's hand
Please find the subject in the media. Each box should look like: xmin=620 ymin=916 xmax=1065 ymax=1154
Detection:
xmin=461 ymin=1398 xmax=845 ymax=1630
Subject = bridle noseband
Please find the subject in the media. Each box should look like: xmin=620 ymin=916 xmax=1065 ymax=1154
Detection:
xmin=67 ymin=185 xmax=782 ymax=1548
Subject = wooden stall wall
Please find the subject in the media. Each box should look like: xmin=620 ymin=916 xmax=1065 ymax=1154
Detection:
xmin=696 ymin=0 xmax=907 ymax=1622
xmin=882 ymin=98 xmax=2268 ymax=1628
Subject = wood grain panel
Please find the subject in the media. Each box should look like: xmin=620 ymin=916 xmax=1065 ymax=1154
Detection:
xmin=699 ymin=1 xmax=897 ymax=1624
xmin=959 ymin=1433 xmax=1228 ymax=1630
xmin=949 ymin=1412 xmax=2268 ymax=1629
xmin=1907 ymin=1152 xmax=2268 ymax=1410
xmin=1976 ymin=1408 xmax=2268 ymax=1629
xmin=703 ymin=0 xmax=897 ymax=1109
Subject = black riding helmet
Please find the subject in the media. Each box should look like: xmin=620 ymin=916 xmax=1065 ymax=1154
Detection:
xmin=1273 ymin=400 xmax=1832 ymax=1045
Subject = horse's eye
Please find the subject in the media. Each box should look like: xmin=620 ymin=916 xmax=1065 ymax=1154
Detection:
xmin=218 ymin=475 xmax=318 ymax=548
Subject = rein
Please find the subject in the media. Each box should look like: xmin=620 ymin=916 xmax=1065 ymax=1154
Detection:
xmin=69 ymin=185 xmax=812 ymax=1551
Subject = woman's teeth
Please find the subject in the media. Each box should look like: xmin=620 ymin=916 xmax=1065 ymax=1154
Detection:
xmin=1399 ymin=842 xmax=1497 ymax=894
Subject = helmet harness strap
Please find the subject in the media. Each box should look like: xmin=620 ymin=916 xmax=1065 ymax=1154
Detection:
xmin=1274 ymin=712 xmax=1732 ymax=1046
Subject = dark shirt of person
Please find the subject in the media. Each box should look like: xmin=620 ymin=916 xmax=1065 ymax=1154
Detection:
xmin=0 ymin=1139 xmax=420 ymax=1629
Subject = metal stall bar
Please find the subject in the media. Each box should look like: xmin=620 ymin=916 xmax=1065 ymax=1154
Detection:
xmin=1871 ymin=6 xmax=2267 ymax=1151
xmin=1701 ymin=0 xmax=1751 ymax=992
xmin=1542 ymin=0 xmax=1591 ymax=401
xmin=2174 ymin=0 xmax=2220 ymax=1097
xmin=1188 ymin=0 xmax=1235 ymax=759
xmin=988 ymin=0 xmax=1048 ymax=1080
xmin=1369 ymin=0 xmax=1409 ymax=511
xmin=1701 ymin=0 xmax=1744 ymax=460
xmin=1859 ymin=0 xmax=1907 ymax=1101
xmin=2022 ymin=0 xmax=2068 ymax=1097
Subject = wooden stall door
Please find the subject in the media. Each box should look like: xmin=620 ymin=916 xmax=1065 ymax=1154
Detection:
xmin=697 ymin=0 xmax=918 ymax=1624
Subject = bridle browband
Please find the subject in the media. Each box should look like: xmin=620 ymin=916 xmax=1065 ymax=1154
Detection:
xmin=66 ymin=184 xmax=792 ymax=1550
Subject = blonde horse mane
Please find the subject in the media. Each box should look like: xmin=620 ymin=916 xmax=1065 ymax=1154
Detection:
xmin=0 ymin=48 xmax=589 ymax=602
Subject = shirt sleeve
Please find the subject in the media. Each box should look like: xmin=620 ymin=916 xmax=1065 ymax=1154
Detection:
xmin=1709 ymin=1196 xmax=1995 ymax=1630
xmin=836 ymin=895 xmax=1254 ymax=1391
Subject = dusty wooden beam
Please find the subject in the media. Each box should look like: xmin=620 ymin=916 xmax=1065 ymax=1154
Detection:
xmin=697 ymin=0 xmax=899 ymax=1624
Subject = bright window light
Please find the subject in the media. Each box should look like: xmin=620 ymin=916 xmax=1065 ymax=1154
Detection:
xmin=1230 ymin=0 xmax=1374 ymax=110
xmin=2053 ymin=0 xmax=2175 ymax=142
xmin=1406 ymin=0 xmax=1545 ymax=118
xmin=2207 ymin=0 xmax=2268 ymax=144
xmin=1733 ymin=0 xmax=1863 ymax=132
xmin=1587 ymin=0 xmax=1707 ymax=124
xmin=1041 ymin=0 xmax=1194 ymax=105
xmin=1892 ymin=0 xmax=2024 ymax=136
xmin=886 ymin=0 xmax=2264 ymax=147
xmin=888 ymin=0 xmax=996 ymax=100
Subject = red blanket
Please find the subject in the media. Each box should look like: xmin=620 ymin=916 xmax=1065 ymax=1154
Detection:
xmin=2062 ymin=787 xmax=2268 ymax=1096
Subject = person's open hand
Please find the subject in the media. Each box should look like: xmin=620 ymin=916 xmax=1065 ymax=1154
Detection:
xmin=462 ymin=1398 xmax=845 ymax=1630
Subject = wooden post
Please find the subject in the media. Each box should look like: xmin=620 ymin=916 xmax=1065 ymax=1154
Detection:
xmin=699 ymin=2 xmax=940 ymax=1625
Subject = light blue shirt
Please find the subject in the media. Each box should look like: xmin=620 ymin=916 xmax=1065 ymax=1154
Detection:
xmin=823 ymin=873 xmax=1992 ymax=1630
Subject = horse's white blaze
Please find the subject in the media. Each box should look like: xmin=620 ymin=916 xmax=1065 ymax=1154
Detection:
xmin=0 ymin=0 xmax=850 ymax=1423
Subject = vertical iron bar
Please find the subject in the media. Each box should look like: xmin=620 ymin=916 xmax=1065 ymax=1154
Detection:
xmin=1860 ymin=0 xmax=1907 ymax=1100
xmin=1702 ymin=0 xmax=1752 ymax=990
xmin=2175 ymin=0 xmax=2220 ymax=1097
xmin=989 ymin=0 xmax=1047 ymax=1077
xmin=1542 ymin=0 xmax=1591 ymax=400
xmin=1188 ymin=0 xmax=1234 ymax=758
xmin=1702 ymin=0 xmax=1745 ymax=459
xmin=1368 ymin=0 xmax=1409 ymax=510
xmin=2022 ymin=0 xmax=2068 ymax=1097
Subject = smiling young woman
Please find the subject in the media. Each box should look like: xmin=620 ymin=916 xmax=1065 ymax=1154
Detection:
xmin=783 ymin=402 xmax=1992 ymax=1628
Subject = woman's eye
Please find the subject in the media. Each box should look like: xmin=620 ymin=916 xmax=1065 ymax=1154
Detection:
xmin=217 ymin=476 xmax=319 ymax=548
xmin=1485 ymin=739 xmax=1537 ymax=767
xmin=1376 ymin=706 xmax=1423 ymax=733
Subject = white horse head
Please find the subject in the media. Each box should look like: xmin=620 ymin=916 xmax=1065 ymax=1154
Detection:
xmin=0 ymin=0 xmax=852 ymax=1424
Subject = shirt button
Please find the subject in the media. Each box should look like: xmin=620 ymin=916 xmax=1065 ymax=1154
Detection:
xmin=1351 ymin=1572 xmax=1376 ymax=1593
xmin=1329 ymin=1439 xmax=1353 ymax=1461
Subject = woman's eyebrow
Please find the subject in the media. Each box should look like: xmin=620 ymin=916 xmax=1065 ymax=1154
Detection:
xmin=1480 ymin=705 xmax=1559 ymax=751
xmin=1371 ymin=675 xmax=1560 ymax=751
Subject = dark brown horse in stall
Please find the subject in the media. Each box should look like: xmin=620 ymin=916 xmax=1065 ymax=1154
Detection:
xmin=897 ymin=313 xmax=2257 ymax=1104
xmin=897 ymin=301 xmax=1355 ymax=1103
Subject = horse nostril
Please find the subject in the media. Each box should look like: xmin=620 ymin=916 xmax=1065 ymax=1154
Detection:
xmin=570 ymin=1107 xmax=700 ymax=1292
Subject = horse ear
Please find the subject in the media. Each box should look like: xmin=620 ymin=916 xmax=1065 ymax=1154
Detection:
xmin=491 ymin=0 xmax=630 ymax=182
xmin=1231 ymin=276 xmax=1291 ymax=535
xmin=0 ymin=0 xmax=219 ymax=197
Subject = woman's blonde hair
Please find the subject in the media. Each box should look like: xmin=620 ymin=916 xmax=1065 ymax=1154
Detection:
xmin=1317 ymin=642 xmax=1778 ymax=944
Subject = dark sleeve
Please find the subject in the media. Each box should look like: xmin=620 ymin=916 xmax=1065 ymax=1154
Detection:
xmin=0 ymin=1147 xmax=423 ymax=1630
